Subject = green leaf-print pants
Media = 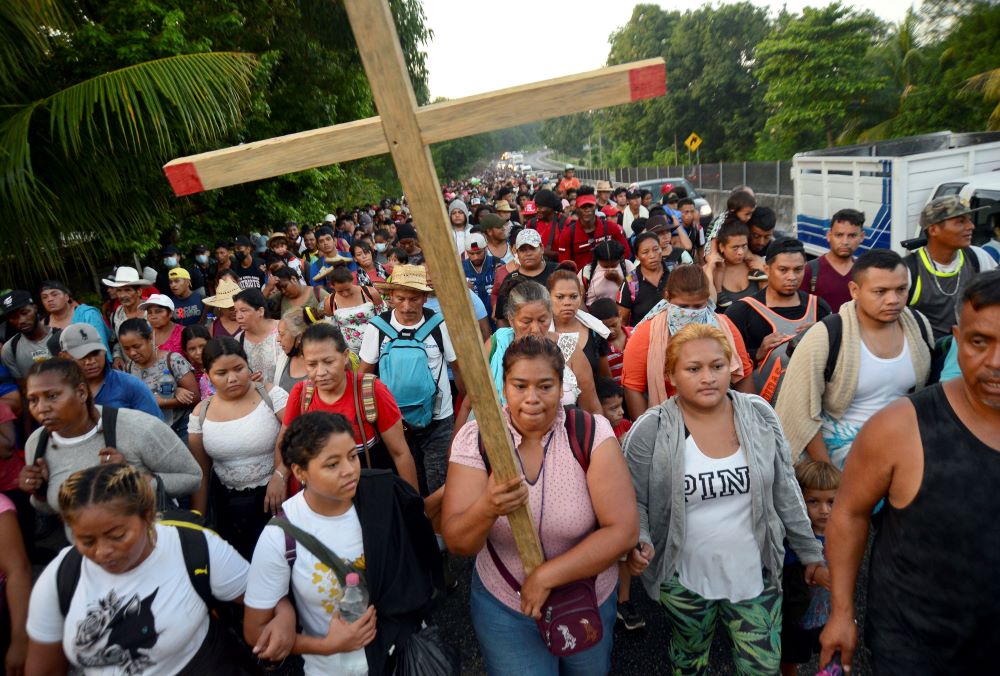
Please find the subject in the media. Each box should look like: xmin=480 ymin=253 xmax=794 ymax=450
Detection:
xmin=659 ymin=574 xmax=782 ymax=675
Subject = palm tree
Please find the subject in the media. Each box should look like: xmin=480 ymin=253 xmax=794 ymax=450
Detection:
xmin=0 ymin=0 xmax=257 ymax=284
xmin=839 ymin=7 xmax=924 ymax=143
xmin=964 ymin=67 xmax=1000 ymax=131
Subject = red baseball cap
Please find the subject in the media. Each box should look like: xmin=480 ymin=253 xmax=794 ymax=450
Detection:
xmin=576 ymin=194 xmax=597 ymax=207
xmin=601 ymin=204 xmax=619 ymax=218
xmin=523 ymin=201 xmax=537 ymax=216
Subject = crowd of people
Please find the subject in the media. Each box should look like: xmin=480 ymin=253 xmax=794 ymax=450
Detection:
xmin=0 ymin=162 xmax=996 ymax=675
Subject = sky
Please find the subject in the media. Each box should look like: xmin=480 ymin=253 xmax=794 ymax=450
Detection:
xmin=422 ymin=0 xmax=920 ymax=100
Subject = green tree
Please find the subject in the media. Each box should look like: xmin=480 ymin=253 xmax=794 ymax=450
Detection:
xmin=590 ymin=4 xmax=679 ymax=164
xmin=0 ymin=0 xmax=434 ymax=286
xmin=841 ymin=7 xmax=926 ymax=142
xmin=169 ymin=0 xmax=432 ymax=247
xmin=890 ymin=0 xmax=1000 ymax=136
xmin=540 ymin=112 xmax=593 ymax=158
xmin=965 ymin=67 xmax=1000 ymax=130
xmin=0 ymin=0 xmax=258 ymax=285
xmin=432 ymin=122 xmax=541 ymax=182
xmin=754 ymin=3 xmax=888 ymax=158
xmin=657 ymin=2 xmax=771 ymax=161
xmin=547 ymin=3 xmax=770 ymax=166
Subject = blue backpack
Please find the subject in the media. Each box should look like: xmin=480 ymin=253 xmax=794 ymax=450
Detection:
xmin=368 ymin=308 xmax=445 ymax=429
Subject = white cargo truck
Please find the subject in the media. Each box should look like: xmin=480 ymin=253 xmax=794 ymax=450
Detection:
xmin=792 ymin=131 xmax=1000 ymax=255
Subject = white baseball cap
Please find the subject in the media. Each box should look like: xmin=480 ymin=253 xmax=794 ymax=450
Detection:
xmin=515 ymin=229 xmax=542 ymax=250
xmin=138 ymin=293 xmax=175 ymax=312
xmin=465 ymin=233 xmax=488 ymax=253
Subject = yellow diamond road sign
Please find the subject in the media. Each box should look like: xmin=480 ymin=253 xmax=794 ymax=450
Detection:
xmin=684 ymin=132 xmax=702 ymax=152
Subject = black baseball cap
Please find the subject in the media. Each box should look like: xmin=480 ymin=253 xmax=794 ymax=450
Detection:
xmin=233 ymin=235 xmax=253 ymax=247
xmin=1 ymin=290 xmax=34 ymax=315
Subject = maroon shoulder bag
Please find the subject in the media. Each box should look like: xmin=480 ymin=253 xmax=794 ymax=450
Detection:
xmin=479 ymin=407 xmax=603 ymax=657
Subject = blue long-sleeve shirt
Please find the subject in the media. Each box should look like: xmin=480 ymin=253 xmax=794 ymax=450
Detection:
xmin=94 ymin=367 xmax=163 ymax=420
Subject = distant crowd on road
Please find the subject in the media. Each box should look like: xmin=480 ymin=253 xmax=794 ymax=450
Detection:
xmin=0 ymin=161 xmax=997 ymax=674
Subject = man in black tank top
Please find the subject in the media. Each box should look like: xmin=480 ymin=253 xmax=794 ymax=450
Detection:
xmin=820 ymin=270 xmax=1000 ymax=673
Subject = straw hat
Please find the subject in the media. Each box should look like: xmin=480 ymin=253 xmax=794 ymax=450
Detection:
xmin=202 ymin=278 xmax=241 ymax=308
xmin=374 ymin=264 xmax=432 ymax=293
xmin=312 ymin=255 xmax=353 ymax=282
xmin=102 ymin=266 xmax=153 ymax=288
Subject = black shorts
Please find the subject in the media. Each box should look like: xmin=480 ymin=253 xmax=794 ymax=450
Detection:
xmin=781 ymin=624 xmax=821 ymax=664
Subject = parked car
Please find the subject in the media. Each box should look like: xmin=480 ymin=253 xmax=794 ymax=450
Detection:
xmin=633 ymin=178 xmax=713 ymax=226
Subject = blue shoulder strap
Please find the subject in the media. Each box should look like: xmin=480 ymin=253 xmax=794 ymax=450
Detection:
xmin=414 ymin=311 xmax=445 ymax=342
xmin=368 ymin=315 xmax=396 ymax=340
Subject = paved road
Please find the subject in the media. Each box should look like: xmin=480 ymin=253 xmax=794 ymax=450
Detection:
xmin=435 ymin=551 xmax=874 ymax=675
xmin=523 ymin=148 xmax=570 ymax=172
xmin=32 ymin=505 xmax=873 ymax=674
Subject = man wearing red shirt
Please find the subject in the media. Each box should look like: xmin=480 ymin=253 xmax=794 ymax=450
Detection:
xmin=525 ymin=188 xmax=565 ymax=261
xmin=557 ymin=165 xmax=581 ymax=194
xmin=557 ymin=191 xmax=632 ymax=269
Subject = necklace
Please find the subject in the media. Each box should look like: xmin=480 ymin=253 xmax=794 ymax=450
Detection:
xmin=925 ymin=248 xmax=963 ymax=298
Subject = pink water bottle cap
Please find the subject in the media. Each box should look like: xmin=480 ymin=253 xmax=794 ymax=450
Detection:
xmin=345 ymin=572 xmax=360 ymax=586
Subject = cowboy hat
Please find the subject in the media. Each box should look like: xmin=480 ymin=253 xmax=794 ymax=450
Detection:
xmin=102 ymin=266 xmax=153 ymax=288
xmin=374 ymin=264 xmax=433 ymax=293
xmin=202 ymin=278 xmax=241 ymax=308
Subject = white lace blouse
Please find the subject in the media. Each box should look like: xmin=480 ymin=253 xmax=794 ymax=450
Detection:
xmin=188 ymin=386 xmax=289 ymax=489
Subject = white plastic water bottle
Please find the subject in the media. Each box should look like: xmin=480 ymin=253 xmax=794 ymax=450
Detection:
xmin=339 ymin=572 xmax=369 ymax=675
xmin=339 ymin=572 xmax=368 ymax=622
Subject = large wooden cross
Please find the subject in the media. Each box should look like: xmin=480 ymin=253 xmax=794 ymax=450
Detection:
xmin=164 ymin=0 xmax=665 ymax=572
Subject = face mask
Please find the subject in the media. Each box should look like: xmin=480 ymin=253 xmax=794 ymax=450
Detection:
xmin=375 ymin=242 xmax=387 ymax=252
xmin=666 ymin=303 xmax=716 ymax=336
xmin=195 ymin=254 xmax=209 ymax=265
xmin=502 ymin=223 xmax=513 ymax=239
xmin=163 ymin=256 xmax=178 ymax=268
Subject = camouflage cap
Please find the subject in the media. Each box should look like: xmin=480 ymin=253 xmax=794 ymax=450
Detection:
xmin=919 ymin=194 xmax=987 ymax=229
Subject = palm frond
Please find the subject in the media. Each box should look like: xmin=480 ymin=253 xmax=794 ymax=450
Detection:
xmin=964 ymin=68 xmax=1000 ymax=100
xmin=43 ymin=52 xmax=258 ymax=157
xmin=964 ymin=68 xmax=1000 ymax=131
xmin=0 ymin=51 xmax=258 ymax=282
xmin=0 ymin=0 xmax=70 ymax=92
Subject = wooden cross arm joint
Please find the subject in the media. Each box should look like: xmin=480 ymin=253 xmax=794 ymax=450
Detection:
xmin=164 ymin=0 xmax=668 ymax=572
xmin=162 ymin=58 xmax=666 ymax=196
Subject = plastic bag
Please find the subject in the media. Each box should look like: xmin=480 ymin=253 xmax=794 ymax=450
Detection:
xmin=395 ymin=625 xmax=459 ymax=676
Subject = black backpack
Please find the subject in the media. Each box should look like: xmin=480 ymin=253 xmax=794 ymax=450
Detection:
xmin=527 ymin=213 xmax=566 ymax=252
xmin=792 ymin=311 xmax=933 ymax=382
xmin=55 ymin=520 xmax=209 ymax=616
xmin=34 ymin=406 xmax=118 ymax=461
xmin=9 ymin=327 xmax=62 ymax=365
xmin=55 ymin=520 xmax=264 ymax=674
